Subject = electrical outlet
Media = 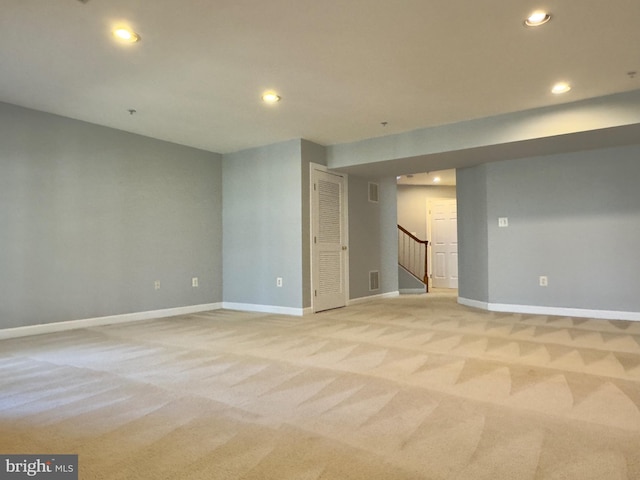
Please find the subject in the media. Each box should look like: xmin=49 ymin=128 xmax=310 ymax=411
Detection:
xmin=154 ymin=280 xmax=161 ymax=290
xmin=276 ymin=277 xmax=283 ymax=287
xmin=498 ymin=217 xmax=509 ymax=227
xmin=192 ymin=277 xmax=199 ymax=287
xmin=539 ymin=276 xmax=548 ymax=287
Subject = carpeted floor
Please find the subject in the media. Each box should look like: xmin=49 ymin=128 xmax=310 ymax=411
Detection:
xmin=2 ymin=291 xmax=640 ymax=479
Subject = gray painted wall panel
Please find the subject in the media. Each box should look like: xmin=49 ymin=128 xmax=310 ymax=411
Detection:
xmin=379 ymin=177 xmax=399 ymax=294
xmin=458 ymin=145 xmax=640 ymax=314
xmin=348 ymin=176 xmax=380 ymax=300
xmin=457 ymin=165 xmax=489 ymax=303
xmin=348 ymin=176 xmax=398 ymax=299
xmin=398 ymin=266 xmax=425 ymax=290
xmin=222 ymin=140 xmax=304 ymax=308
xmin=485 ymin=146 xmax=640 ymax=312
xmin=0 ymin=103 xmax=222 ymax=329
xmin=327 ymin=90 xmax=640 ymax=170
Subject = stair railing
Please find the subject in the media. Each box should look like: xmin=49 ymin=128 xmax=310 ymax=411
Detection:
xmin=397 ymin=225 xmax=429 ymax=292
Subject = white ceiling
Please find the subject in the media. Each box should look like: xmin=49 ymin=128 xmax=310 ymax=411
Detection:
xmin=1 ymin=0 xmax=639 ymax=155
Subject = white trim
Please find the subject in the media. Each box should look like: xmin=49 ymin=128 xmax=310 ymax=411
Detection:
xmin=458 ymin=297 xmax=490 ymax=310
xmin=399 ymin=288 xmax=427 ymax=295
xmin=222 ymin=302 xmax=306 ymax=317
xmin=458 ymin=297 xmax=640 ymax=321
xmin=489 ymin=303 xmax=640 ymax=321
xmin=348 ymin=291 xmax=400 ymax=305
xmin=0 ymin=303 xmax=223 ymax=340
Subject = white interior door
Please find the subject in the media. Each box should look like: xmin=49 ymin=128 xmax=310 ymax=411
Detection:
xmin=429 ymin=199 xmax=458 ymax=289
xmin=311 ymin=167 xmax=348 ymax=312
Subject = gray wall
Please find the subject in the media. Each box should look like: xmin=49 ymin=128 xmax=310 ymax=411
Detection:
xmin=397 ymin=185 xmax=457 ymax=239
xmin=399 ymin=266 xmax=425 ymax=291
xmin=0 ymin=102 xmax=222 ymax=329
xmin=457 ymin=165 xmax=489 ymax=303
xmin=458 ymin=145 xmax=640 ymax=313
xmin=327 ymin=90 xmax=640 ymax=171
xmin=348 ymin=176 xmax=398 ymax=300
xmin=379 ymin=177 xmax=399 ymax=294
xmin=222 ymin=140 xmax=305 ymax=308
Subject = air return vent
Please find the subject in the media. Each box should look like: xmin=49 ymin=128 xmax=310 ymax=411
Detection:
xmin=369 ymin=271 xmax=380 ymax=291
xmin=368 ymin=182 xmax=379 ymax=203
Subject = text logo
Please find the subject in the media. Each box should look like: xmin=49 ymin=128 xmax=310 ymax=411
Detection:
xmin=1 ymin=455 xmax=77 ymax=480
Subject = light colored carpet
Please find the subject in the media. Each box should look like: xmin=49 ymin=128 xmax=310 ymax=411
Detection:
xmin=2 ymin=291 xmax=640 ymax=479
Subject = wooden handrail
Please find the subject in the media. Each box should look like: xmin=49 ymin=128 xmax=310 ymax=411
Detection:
xmin=397 ymin=224 xmax=428 ymax=245
xmin=397 ymin=225 xmax=429 ymax=291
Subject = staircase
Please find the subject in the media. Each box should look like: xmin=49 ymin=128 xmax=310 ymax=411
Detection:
xmin=397 ymin=225 xmax=429 ymax=292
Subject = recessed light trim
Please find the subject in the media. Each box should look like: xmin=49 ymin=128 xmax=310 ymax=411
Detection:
xmin=262 ymin=92 xmax=281 ymax=104
xmin=524 ymin=11 xmax=551 ymax=27
xmin=113 ymin=27 xmax=140 ymax=43
xmin=551 ymin=82 xmax=571 ymax=94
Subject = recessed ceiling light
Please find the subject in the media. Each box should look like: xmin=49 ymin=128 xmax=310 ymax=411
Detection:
xmin=113 ymin=27 xmax=140 ymax=43
xmin=262 ymin=92 xmax=281 ymax=104
xmin=551 ymin=82 xmax=571 ymax=94
xmin=524 ymin=11 xmax=551 ymax=27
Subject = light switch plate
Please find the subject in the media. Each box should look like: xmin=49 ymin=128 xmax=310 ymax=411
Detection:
xmin=498 ymin=217 xmax=509 ymax=227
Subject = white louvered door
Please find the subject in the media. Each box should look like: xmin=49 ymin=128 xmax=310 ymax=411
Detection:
xmin=312 ymin=167 xmax=348 ymax=312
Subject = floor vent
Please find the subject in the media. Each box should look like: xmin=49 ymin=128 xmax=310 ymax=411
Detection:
xmin=369 ymin=270 xmax=380 ymax=291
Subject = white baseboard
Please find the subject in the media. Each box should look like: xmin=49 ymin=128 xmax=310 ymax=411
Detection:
xmin=0 ymin=303 xmax=223 ymax=340
xmin=222 ymin=302 xmax=308 ymax=317
xmin=348 ymin=291 xmax=400 ymax=306
xmin=458 ymin=297 xmax=489 ymax=310
xmin=458 ymin=297 xmax=640 ymax=321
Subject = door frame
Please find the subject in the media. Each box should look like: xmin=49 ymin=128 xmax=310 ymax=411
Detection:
xmin=310 ymin=163 xmax=349 ymax=312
